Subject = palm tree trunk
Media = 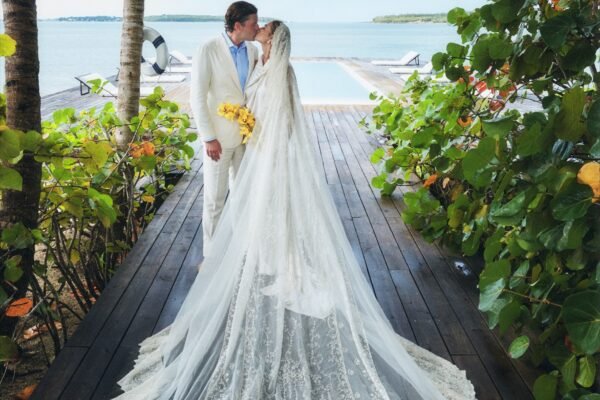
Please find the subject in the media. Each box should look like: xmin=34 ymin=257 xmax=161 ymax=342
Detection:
xmin=0 ymin=0 xmax=42 ymax=336
xmin=115 ymin=0 xmax=145 ymax=151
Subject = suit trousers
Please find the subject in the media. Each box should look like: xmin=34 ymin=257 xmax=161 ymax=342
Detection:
xmin=202 ymin=144 xmax=245 ymax=257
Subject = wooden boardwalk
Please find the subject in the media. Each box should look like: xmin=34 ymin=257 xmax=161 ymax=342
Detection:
xmin=31 ymin=59 xmax=536 ymax=399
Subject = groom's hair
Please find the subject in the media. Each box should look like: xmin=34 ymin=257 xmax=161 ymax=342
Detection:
xmin=225 ymin=1 xmax=258 ymax=32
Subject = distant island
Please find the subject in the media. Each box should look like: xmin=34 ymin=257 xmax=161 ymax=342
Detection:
xmin=52 ymin=15 xmax=273 ymax=23
xmin=372 ymin=14 xmax=447 ymax=23
xmin=55 ymin=16 xmax=121 ymax=22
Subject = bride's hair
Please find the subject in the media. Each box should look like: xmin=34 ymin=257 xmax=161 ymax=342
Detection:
xmin=270 ymin=20 xmax=283 ymax=34
xmin=269 ymin=21 xmax=291 ymax=64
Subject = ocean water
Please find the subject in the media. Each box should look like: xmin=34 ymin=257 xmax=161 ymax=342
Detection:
xmin=0 ymin=21 xmax=459 ymax=96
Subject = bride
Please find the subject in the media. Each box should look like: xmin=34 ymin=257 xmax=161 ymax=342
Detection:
xmin=114 ymin=21 xmax=476 ymax=400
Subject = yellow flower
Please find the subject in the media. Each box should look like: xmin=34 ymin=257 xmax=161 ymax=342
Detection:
xmin=217 ymin=103 xmax=256 ymax=141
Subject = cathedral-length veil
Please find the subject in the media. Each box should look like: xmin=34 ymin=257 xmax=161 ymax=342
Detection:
xmin=114 ymin=24 xmax=476 ymax=400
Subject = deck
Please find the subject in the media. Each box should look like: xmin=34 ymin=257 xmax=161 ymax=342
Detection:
xmin=31 ymin=58 xmax=536 ymax=400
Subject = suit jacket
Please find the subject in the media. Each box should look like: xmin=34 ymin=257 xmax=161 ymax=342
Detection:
xmin=190 ymin=35 xmax=259 ymax=149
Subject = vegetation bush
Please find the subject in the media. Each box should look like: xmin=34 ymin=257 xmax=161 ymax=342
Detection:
xmin=365 ymin=1 xmax=599 ymax=398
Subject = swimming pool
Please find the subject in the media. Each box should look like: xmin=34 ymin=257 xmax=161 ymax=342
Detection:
xmin=292 ymin=61 xmax=377 ymax=105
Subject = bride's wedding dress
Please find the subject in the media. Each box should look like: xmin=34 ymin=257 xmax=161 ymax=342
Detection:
xmin=113 ymin=24 xmax=476 ymax=400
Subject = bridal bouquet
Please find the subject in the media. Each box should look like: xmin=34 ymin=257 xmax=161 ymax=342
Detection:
xmin=217 ymin=103 xmax=255 ymax=144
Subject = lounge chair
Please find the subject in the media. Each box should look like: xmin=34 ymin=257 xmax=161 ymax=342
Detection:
xmin=75 ymin=73 xmax=156 ymax=97
xmin=166 ymin=65 xmax=192 ymax=73
xmin=170 ymin=50 xmax=192 ymax=65
xmin=389 ymin=62 xmax=434 ymax=75
xmin=140 ymin=73 xmax=187 ymax=83
xmin=371 ymin=51 xmax=420 ymax=66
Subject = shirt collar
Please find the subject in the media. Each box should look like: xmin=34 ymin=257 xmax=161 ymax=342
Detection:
xmin=223 ymin=32 xmax=246 ymax=50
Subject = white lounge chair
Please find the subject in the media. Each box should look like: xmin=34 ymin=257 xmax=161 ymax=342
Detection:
xmin=141 ymin=73 xmax=187 ymax=83
xmin=389 ymin=62 xmax=434 ymax=75
xmin=371 ymin=51 xmax=420 ymax=66
xmin=166 ymin=65 xmax=192 ymax=73
xmin=170 ymin=50 xmax=192 ymax=65
xmin=75 ymin=73 xmax=156 ymax=97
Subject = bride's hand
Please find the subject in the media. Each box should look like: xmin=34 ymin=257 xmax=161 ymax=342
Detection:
xmin=205 ymin=139 xmax=222 ymax=161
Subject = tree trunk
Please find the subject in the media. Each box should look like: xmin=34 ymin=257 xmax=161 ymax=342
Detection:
xmin=115 ymin=0 xmax=145 ymax=151
xmin=0 ymin=0 xmax=42 ymax=336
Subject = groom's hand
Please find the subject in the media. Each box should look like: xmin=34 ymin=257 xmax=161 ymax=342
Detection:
xmin=205 ymin=139 xmax=222 ymax=161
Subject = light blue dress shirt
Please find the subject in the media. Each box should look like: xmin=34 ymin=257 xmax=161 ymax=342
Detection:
xmin=222 ymin=32 xmax=249 ymax=93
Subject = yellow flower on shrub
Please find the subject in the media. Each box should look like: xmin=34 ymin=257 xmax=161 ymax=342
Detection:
xmin=217 ymin=102 xmax=255 ymax=144
xmin=577 ymin=162 xmax=600 ymax=203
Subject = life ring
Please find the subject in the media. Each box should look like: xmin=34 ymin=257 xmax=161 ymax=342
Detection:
xmin=141 ymin=26 xmax=169 ymax=76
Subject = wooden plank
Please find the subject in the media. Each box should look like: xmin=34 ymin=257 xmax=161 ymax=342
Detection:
xmin=325 ymin=107 xmax=450 ymax=359
xmin=30 ymin=347 xmax=88 ymax=400
xmin=386 ymin=215 xmax=476 ymax=356
xmin=317 ymin=106 xmax=414 ymax=341
xmin=390 ymin=269 xmax=451 ymax=360
xmin=311 ymin=109 xmax=340 ymax=185
xmin=91 ymin=211 xmax=203 ymax=399
xmin=453 ymin=355 xmax=502 ymax=400
xmin=353 ymin=216 xmax=415 ymax=342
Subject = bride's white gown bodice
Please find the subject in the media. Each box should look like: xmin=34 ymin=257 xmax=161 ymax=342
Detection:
xmin=113 ymin=29 xmax=476 ymax=400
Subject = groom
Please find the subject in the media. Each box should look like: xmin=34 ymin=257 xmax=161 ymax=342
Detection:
xmin=190 ymin=1 xmax=259 ymax=257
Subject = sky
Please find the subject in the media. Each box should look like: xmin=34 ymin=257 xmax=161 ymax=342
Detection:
xmin=33 ymin=0 xmax=486 ymax=22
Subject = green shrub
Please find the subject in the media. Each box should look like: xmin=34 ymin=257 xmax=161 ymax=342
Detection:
xmin=365 ymin=1 xmax=599 ymax=398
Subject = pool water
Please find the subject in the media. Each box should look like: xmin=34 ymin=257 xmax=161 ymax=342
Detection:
xmin=292 ymin=62 xmax=377 ymax=105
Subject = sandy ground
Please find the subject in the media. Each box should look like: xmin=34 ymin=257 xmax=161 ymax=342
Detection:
xmin=0 ymin=264 xmax=91 ymax=399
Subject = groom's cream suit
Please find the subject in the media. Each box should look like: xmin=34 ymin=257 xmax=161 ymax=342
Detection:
xmin=190 ymin=34 xmax=258 ymax=257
